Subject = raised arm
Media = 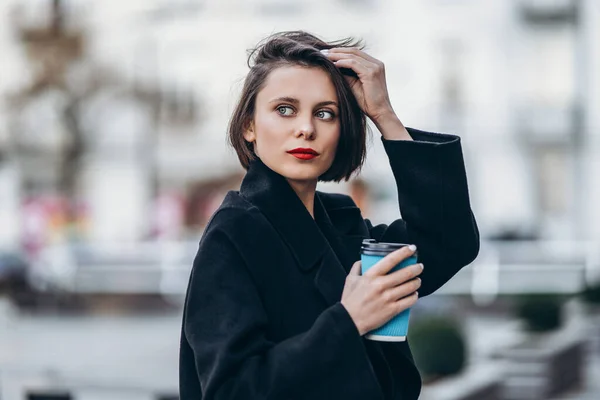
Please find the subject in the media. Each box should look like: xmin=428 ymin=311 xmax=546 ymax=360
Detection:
xmin=365 ymin=128 xmax=479 ymax=297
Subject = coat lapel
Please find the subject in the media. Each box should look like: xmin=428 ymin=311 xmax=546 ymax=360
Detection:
xmin=239 ymin=159 xmax=349 ymax=307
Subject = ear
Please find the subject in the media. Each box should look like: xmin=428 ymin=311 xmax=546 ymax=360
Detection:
xmin=243 ymin=120 xmax=256 ymax=143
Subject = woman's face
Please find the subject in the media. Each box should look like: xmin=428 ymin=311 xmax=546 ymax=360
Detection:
xmin=243 ymin=65 xmax=341 ymax=185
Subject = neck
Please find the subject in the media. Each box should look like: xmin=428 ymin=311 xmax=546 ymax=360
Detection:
xmin=286 ymin=178 xmax=317 ymax=219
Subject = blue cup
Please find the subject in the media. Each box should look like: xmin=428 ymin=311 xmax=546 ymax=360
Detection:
xmin=360 ymin=239 xmax=418 ymax=342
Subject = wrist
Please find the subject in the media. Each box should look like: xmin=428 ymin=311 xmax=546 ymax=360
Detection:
xmin=372 ymin=111 xmax=412 ymax=141
xmin=340 ymin=301 xmax=366 ymax=336
xmin=371 ymin=107 xmax=397 ymax=125
xmin=354 ymin=320 xmax=367 ymax=336
xmin=358 ymin=325 xmax=367 ymax=336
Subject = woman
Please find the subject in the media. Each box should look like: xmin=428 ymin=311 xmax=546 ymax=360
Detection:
xmin=179 ymin=31 xmax=479 ymax=400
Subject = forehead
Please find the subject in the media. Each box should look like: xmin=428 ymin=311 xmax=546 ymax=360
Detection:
xmin=257 ymin=65 xmax=338 ymax=103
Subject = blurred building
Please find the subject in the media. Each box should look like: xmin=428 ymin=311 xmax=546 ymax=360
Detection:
xmin=0 ymin=0 xmax=598 ymax=247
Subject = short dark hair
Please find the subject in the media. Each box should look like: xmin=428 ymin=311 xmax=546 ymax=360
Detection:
xmin=227 ymin=31 xmax=367 ymax=182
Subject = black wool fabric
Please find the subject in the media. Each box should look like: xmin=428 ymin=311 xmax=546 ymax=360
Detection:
xmin=179 ymin=127 xmax=480 ymax=400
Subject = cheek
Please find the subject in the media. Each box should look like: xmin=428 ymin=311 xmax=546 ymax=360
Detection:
xmin=255 ymin=114 xmax=283 ymax=141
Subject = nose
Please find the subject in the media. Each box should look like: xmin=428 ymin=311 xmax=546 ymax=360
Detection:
xmin=295 ymin=116 xmax=315 ymax=140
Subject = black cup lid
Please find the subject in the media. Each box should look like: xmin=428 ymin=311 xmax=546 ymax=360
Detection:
xmin=360 ymin=239 xmax=408 ymax=252
xmin=361 ymin=239 xmax=411 ymax=253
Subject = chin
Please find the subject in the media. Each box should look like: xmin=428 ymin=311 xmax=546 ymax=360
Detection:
xmin=279 ymin=164 xmax=324 ymax=182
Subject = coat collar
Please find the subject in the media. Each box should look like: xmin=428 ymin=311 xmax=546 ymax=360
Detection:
xmin=239 ymin=158 xmax=333 ymax=272
xmin=239 ymin=158 xmax=366 ymax=307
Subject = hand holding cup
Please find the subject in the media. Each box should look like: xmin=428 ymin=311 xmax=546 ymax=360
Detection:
xmin=341 ymin=244 xmax=423 ymax=337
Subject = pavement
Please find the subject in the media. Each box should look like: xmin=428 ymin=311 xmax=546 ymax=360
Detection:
xmin=1 ymin=295 xmax=600 ymax=400
xmin=0 ymin=297 xmax=181 ymax=399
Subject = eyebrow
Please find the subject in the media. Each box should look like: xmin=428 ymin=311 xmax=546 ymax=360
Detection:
xmin=268 ymin=96 xmax=338 ymax=108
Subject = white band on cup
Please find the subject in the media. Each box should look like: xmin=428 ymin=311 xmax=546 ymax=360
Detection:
xmin=365 ymin=334 xmax=406 ymax=342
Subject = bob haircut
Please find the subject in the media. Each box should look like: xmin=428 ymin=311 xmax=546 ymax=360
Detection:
xmin=227 ymin=31 xmax=368 ymax=182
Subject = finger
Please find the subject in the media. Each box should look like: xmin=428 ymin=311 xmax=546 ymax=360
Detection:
xmin=394 ymin=291 xmax=419 ymax=313
xmin=325 ymin=51 xmax=372 ymax=64
xmin=385 ymin=277 xmax=421 ymax=301
xmin=325 ymin=52 xmax=374 ymax=72
xmin=349 ymin=260 xmax=362 ymax=276
xmin=328 ymin=47 xmax=382 ymax=65
xmin=330 ymin=59 xmax=372 ymax=79
xmin=364 ymin=245 xmax=417 ymax=277
xmin=384 ymin=263 xmax=423 ymax=288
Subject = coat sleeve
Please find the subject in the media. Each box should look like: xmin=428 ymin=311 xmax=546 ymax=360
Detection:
xmin=364 ymin=127 xmax=480 ymax=297
xmin=182 ymin=211 xmax=382 ymax=400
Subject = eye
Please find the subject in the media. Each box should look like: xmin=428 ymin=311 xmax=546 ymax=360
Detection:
xmin=276 ymin=105 xmax=295 ymax=116
xmin=316 ymin=110 xmax=335 ymax=121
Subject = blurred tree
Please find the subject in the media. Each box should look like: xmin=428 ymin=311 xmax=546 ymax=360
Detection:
xmin=408 ymin=315 xmax=467 ymax=383
xmin=10 ymin=0 xmax=87 ymax=207
xmin=7 ymin=0 xmax=162 ymax=229
xmin=514 ymin=294 xmax=565 ymax=332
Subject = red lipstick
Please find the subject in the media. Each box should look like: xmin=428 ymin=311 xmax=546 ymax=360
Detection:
xmin=287 ymin=148 xmax=319 ymax=160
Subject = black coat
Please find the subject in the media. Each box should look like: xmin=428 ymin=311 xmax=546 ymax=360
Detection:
xmin=179 ymin=127 xmax=480 ymax=400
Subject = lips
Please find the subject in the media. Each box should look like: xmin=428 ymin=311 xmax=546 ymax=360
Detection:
xmin=287 ymin=148 xmax=319 ymax=160
xmin=287 ymin=148 xmax=319 ymax=155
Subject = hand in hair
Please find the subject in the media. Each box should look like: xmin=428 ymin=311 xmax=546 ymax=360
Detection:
xmin=322 ymin=48 xmax=395 ymax=123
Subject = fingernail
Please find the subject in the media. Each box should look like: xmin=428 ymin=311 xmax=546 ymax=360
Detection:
xmin=408 ymin=244 xmax=417 ymax=252
xmin=320 ymin=49 xmax=329 ymax=54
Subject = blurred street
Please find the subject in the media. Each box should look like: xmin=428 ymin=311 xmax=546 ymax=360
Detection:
xmin=2 ymin=296 xmax=600 ymax=399
xmin=0 ymin=297 xmax=181 ymax=399
xmin=1 ymin=0 xmax=600 ymax=399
